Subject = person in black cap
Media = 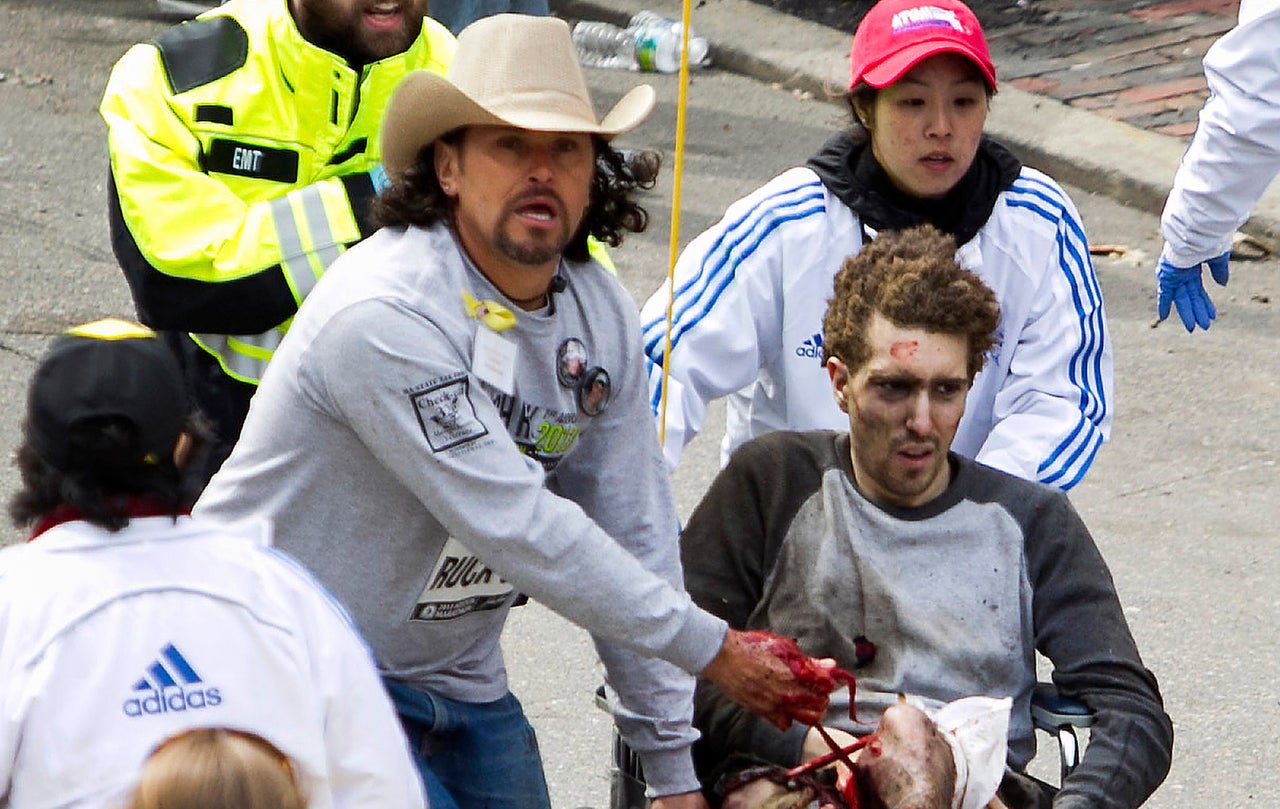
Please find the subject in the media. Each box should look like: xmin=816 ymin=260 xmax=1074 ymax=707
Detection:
xmin=0 ymin=319 xmax=426 ymax=809
xmin=10 ymin=317 xmax=203 ymax=531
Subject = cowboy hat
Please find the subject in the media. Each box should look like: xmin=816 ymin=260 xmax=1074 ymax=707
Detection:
xmin=381 ymin=13 xmax=656 ymax=179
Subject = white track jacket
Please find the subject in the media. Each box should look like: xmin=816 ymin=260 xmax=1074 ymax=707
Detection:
xmin=1161 ymin=0 xmax=1280 ymax=267
xmin=642 ymin=164 xmax=1113 ymax=490
xmin=0 ymin=516 xmax=424 ymax=809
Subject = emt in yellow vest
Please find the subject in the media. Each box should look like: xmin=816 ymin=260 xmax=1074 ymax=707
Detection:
xmin=101 ymin=0 xmax=455 ymax=484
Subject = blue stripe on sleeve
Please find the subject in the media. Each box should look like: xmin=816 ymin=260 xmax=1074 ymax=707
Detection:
xmin=644 ymin=182 xmax=827 ymax=414
xmin=1005 ymin=175 xmax=1109 ymax=485
xmin=642 ymin=182 xmax=826 ymax=355
xmin=1039 ymin=419 xmax=1104 ymax=491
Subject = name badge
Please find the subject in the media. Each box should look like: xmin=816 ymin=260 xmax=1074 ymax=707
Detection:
xmin=204 ymin=138 xmax=299 ymax=183
xmin=472 ymin=325 xmax=517 ymax=395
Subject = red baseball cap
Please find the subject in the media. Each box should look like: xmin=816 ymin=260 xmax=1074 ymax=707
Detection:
xmin=850 ymin=0 xmax=996 ymax=91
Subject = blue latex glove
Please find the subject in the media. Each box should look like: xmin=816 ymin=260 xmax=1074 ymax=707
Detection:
xmin=1155 ymin=251 xmax=1230 ymax=332
xmin=368 ymin=163 xmax=390 ymax=194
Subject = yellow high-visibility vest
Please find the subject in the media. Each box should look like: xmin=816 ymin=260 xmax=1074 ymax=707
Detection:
xmin=101 ymin=0 xmax=455 ymax=384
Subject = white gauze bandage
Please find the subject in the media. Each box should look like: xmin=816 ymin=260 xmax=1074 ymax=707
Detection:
xmin=931 ymin=696 xmax=1012 ymax=809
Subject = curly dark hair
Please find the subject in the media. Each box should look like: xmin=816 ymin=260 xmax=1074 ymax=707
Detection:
xmin=372 ymin=129 xmax=659 ymax=263
xmin=10 ymin=414 xmax=211 ymax=532
xmin=822 ymin=224 xmax=1000 ymax=381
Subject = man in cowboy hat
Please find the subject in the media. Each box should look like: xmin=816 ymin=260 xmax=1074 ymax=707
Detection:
xmin=196 ymin=14 xmax=835 ymax=809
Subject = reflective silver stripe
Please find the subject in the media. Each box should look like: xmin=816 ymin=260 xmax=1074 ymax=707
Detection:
xmin=297 ymin=185 xmax=343 ymax=276
xmin=269 ymin=187 xmax=342 ymax=301
xmin=215 ymin=188 xmax=342 ymax=383
xmin=269 ymin=195 xmax=312 ymax=300
xmin=193 ymin=328 xmax=285 ymax=385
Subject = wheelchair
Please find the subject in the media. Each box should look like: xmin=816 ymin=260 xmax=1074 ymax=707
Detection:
xmin=595 ymin=683 xmax=1094 ymax=809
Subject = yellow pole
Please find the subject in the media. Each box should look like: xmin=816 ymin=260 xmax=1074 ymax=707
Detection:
xmin=657 ymin=0 xmax=696 ymax=449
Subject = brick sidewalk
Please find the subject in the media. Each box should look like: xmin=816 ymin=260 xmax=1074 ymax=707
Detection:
xmin=989 ymin=0 xmax=1238 ymax=139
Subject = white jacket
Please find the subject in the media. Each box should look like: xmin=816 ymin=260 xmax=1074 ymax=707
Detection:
xmin=0 ymin=516 xmax=425 ymax=809
xmin=1161 ymin=0 xmax=1280 ymax=266
xmin=641 ymin=164 xmax=1112 ymax=490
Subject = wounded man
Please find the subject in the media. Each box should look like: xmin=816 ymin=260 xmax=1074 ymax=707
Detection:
xmin=719 ymin=697 xmax=1010 ymax=809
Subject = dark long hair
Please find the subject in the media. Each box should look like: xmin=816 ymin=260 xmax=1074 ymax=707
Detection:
xmin=10 ymin=414 xmax=211 ymax=532
xmin=372 ymin=130 xmax=659 ymax=262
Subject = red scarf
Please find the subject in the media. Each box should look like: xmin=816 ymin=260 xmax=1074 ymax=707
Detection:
xmin=28 ymin=497 xmax=190 ymax=541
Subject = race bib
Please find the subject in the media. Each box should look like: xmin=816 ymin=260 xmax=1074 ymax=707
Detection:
xmin=410 ymin=537 xmax=514 ymax=621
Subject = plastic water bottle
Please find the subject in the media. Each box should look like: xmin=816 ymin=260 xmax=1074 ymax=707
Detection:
xmin=572 ymin=13 xmax=711 ymax=73
xmin=628 ymin=11 xmax=710 ymax=73
xmin=572 ymin=21 xmax=639 ymax=71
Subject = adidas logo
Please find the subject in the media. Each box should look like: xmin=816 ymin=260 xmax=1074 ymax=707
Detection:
xmin=795 ymin=332 xmax=823 ymax=359
xmin=122 ymin=643 xmax=222 ymax=718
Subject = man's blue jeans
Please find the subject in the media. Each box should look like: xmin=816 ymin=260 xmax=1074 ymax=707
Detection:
xmin=384 ymin=679 xmax=552 ymax=809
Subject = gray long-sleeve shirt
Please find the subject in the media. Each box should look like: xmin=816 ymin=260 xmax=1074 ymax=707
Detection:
xmin=681 ymin=431 xmax=1172 ymax=809
xmin=196 ymin=222 xmax=728 ymax=794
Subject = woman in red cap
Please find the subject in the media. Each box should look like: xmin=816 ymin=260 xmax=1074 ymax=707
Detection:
xmin=640 ymin=0 xmax=1112 ymax=493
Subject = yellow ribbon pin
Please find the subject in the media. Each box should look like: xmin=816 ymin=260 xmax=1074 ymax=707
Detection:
xmin=462 ymin=290 xmax=517 ymax=333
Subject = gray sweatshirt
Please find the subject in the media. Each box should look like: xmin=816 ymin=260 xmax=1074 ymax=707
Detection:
xmin=681 ymin=431 xmax=1172 ymax=809
xmin=196 ymin=222 xmax=728 ymax=794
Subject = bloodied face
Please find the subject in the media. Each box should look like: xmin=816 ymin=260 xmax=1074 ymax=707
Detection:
xmin=853 ymin=704 xmax=956 ymax=809
xmin=827 ymin=313 xmax=969 ymax=509
xmin=719 ymin=703 xmax=956 ymax=809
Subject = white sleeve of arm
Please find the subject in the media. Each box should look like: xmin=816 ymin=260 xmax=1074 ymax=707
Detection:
xmin=283 ymin=564 xmax=427 ymax=809
xmin=1161 ymin=4 xmax=1280 ymax=266
xmin=639 ymin=171 xmax=826 ymax=472
xmin=0 ymin=602 xmax=16 ymax=805
xmin=976 ymin=194 xmax=1113 ymax=490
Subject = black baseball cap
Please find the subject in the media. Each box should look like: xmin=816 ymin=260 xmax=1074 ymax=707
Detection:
xmin=27 ymin=319 xmax=187 ymax=470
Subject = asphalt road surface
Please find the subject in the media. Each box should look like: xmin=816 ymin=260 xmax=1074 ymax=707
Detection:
xmin=2 ymin=2 xmax=1278 ymax=807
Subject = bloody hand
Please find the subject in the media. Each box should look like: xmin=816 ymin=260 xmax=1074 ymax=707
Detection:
xmin=703 ymin=629 xmax=858 ymax=730
xmin=743 ymin=631 xmax=858 ymax=715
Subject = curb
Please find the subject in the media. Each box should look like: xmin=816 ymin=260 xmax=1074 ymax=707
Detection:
xmin=551 ymin=0 xmax=1280 ymax=252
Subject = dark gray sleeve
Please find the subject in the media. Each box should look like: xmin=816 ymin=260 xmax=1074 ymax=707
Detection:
xmin=1024 ymin=492 xmax=1174 ymax=809
xmin=680 ymin=432 xmax=832 ymax=780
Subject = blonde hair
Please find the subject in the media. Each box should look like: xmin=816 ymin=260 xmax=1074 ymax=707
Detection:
xmin=124 ymin=728 xmax=306 ymax=809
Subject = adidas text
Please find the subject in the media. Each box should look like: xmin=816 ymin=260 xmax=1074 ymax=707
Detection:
xmin=123 ymin=686 xmax=222 ymax=717
xmin=795 ymin=333 xmax=824 ymax=359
